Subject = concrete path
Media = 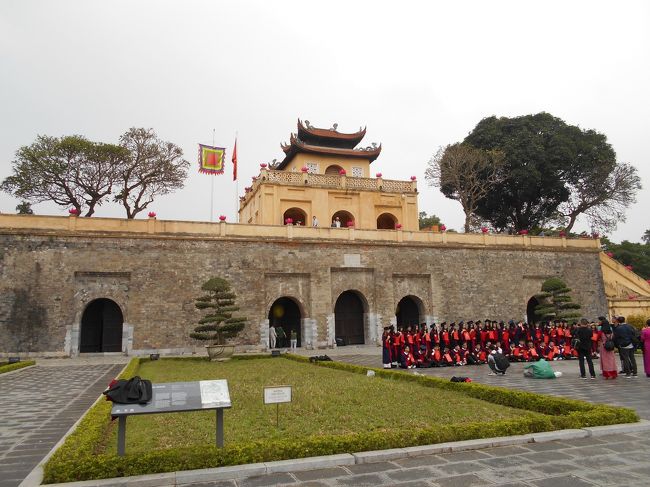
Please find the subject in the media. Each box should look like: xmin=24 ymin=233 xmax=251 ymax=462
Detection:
xmin=195 ymin=430 xmax=650 ymax=487
xmin=0 ymin=362 xmax=123 ymax=487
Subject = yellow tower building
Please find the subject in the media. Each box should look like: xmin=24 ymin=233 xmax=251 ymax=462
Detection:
xmin=238 ymin=120 xmax=419 ymax=230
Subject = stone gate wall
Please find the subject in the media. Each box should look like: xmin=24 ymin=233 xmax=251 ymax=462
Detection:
xmin=0 ymin=216 xmax=607 ymax=356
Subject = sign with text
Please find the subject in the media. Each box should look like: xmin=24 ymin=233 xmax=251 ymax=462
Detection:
xmin=263 ymin=385 xmax=292 ymax=404
xmin=111 ymin=380 xmax=231 ymax=416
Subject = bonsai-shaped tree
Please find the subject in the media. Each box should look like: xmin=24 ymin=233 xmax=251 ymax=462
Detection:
xmin=534 ymin=277 xmax=582 ymax=322
xmin=190 ymin=277 xmax=247 ymax=345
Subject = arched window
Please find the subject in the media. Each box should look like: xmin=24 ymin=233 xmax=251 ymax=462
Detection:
xmin=283 ymin=207 xmax=307 ymax=226
xmin=331 ymin=210 xmax=354 ymax=228
xmin=325 ymin=164 xmax=344 ymax=175
xmin=377 ymin=213 xmax=397 ymax=229
xmin=80 ymin=298 xmax=124 ymax=353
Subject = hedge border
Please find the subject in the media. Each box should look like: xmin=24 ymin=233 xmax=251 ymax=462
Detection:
xmin=43 ymin=354 xmax=638 ymax=483
xmin=0 ymin=360 xmax=36 ymax=374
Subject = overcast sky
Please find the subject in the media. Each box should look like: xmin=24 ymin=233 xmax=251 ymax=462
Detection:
xmin=1 ymin=0 xmax=648 ymax=242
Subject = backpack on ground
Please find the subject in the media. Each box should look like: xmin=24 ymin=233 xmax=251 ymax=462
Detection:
xmin=494 ymin=353 xmax=510 ymax=371
xmin=103 ymin=376 xmax=152 ymax=405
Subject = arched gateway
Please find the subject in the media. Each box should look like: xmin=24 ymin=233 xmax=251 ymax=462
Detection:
xmin=79 ymin=298 xmax=124 ymax=353
xmin=334 ymin=291 xmax=365 ymax=345
xmin=396 ymin=295 xmax=424 ymax=328
xmin=269 ymin=297 xmax=302 ymax=347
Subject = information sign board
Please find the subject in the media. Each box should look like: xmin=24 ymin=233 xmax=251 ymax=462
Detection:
xmin=263 ymin=385 xmax=292 ymax=404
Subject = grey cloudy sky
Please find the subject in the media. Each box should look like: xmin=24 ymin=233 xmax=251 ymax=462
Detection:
xmin=1 ymin=0 xmax=648 ymax=241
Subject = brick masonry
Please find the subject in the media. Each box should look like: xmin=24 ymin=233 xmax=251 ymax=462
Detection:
xmin=0 ymin=232 xmax=607 ymax=355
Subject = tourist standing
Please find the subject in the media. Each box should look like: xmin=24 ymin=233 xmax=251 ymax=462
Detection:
xmin=613 ymin=316 xmax=638 ymax=378
xmin=640 ymin=319 xmax=650 ymax=378
xmin=275 ymin=325 xmax=286 ymax=348
xmin=575 ymin=319 xmax=596 ymax=379
xmin=312 ymin=216 xmax=319 ymax=227
xmin=290 ymin=330 xmax=297 ymax=351
xmin=269 ymin=324 xmax=277 ymax=349
xmin=598 ymin=319 xmax=617 ymax=379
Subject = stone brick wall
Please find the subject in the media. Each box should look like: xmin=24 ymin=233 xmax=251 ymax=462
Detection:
xmin=0 ymin=231 xmax=607 ymax=355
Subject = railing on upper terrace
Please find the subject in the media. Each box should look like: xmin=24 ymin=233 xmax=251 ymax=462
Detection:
xmin=241 ymin=169 xmax=417 ymax=205
xmin=0 ymin=214 xmax=601 ymax=251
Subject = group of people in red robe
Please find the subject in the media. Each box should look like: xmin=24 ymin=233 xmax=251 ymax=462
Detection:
xmin=382 ymin=319 xmax=602 ymax=369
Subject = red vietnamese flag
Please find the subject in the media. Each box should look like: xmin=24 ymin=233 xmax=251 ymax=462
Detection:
xmin=232 ymin=138 xmax=238 ymax=181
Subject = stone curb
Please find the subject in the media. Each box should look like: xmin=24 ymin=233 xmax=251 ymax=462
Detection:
xmin=35 ymin=421 xmax=650 ymax=487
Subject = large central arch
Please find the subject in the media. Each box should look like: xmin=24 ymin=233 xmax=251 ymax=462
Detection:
xmin=80 ymin=298 xmax=124 ymax=353
xmin=334 ymin=290 xmax=366 ymax=345
xmin=268 ymin=297 xmax=302 ymax=347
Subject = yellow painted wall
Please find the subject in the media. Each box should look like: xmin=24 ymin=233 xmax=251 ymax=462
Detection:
xmin=600 ymin=252 xmax=650 ymax=318
xmin=283 ymin=153 xmax=373 ymax=177
xmin=240 ymin=181 xmax=419 ymax=230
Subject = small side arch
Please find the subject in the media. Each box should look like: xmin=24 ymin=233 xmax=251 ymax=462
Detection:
xmin=331 ymin=210 xmax=355 ymax=228
xmin=396 ymin=295 xmax=425 ymax=328
xmin=377 ymin=212 xmax=398 ymax=229
xmin=325 ymin=164 xmax=344 ymax=175
xmin=283 ymin=207 xmax=307 ymax=225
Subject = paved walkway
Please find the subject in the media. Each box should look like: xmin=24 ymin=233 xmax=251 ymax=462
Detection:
xmin=195 ymin=430 xmax=650 ymax=487
xmin=0 ymin=362 xmax=123 ymax=487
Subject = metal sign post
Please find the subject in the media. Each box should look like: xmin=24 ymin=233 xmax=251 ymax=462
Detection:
xmin=263 ymin=385 xmax=292 ymax=429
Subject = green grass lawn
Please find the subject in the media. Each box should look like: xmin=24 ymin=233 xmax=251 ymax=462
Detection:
xmin=105 ymin=357 xmax=539 ymax=454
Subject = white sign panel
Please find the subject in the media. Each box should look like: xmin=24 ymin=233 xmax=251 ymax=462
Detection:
xmin=264 ymin=386 xmax=292 ymax=404
xmin=200 ymin=380 xmax=231 ymax=407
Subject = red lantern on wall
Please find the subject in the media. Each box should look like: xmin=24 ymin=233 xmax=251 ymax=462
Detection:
xmin=625 ymin=265 xmax=633 ymax=271
xmin=606 ymin=252 xmax=614 ymax=258
xmin=395 ymin=223 xmax=402 ymax=229
xmin=376 ymin=172 xmax=382 ymax=178
xmin=148 ymin=211 xmax=156 ymax=218
xmin=347 ymin=220 xmax=355 ymax=227
xmin=339 ymin=168 xmax=346 ymax=175
xmin=219 ymin=215 xmax=227 ymax=221
xmin=518 ymin=229 xmax=529 ymax=235
xmin=481 ymin=227 xmax=488 ymax=234
xmin=68 ymin=208 xmax=79 ymax=215
xmin=285 ymin=217 xmax=293 ymax=225
xmin=301 ymin=166 xmax=309 ymax=173
xmin=440 ymin=224 xmax=447 ymax=232
xmin=410 ymin=176 xmax=417 ymax=181
xmin=559 ymin=231 xmax=566 ymax=237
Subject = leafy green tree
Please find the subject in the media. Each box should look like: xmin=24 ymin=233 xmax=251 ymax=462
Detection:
xmin=463 ymin=113 xmax=639 ymax=233
xmin=190 ymin=277 xmax=247 ymax=345
xmin=425 ymin=144 xmax=504 ymax=232
xmin=643 ymin=229 xmax=650 ymax=245
xmin=114 ymin=128 xmax=189 ymax=218
xmin=534 ymin=277 xmax=582 ymax=322
xmin=418 ymin=211 xmax=442 ymax=230
xmin=1 ymin=135 xmax=127 ymax=217
xmin=602 ymin=237 xmax=650 ymax=280
xmin=15 ymin=201 xmax=34 ymax=214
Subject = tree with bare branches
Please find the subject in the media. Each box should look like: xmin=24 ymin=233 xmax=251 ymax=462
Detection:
xmin=558 ymin=161 xmax=641 ymax=233
xmin=1 ymin=135 xmax=127 ymax=216
xmin=425 ymin=143 xmax=504 ymax=233
xmin=114 ymin=128 xmax=189 ymax=218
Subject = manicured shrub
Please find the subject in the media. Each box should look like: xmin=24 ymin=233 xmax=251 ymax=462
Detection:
xmin=0 ymin=360 xmax=35 ymax=374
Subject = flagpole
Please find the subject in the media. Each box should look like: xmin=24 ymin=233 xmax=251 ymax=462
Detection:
xmin=235 ymin=131 xmax=239 ymax=222
xmin=210 ymin=129 xmax=215 ymax=222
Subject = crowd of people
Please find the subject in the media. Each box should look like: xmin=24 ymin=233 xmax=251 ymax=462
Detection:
xmin=382 ymin=316 xmax=650 ymax=379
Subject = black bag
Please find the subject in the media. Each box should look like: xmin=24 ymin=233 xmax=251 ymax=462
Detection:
xmin=571 ymin=338 xmax=581 ymax=349
xmin=604 ymin=339 xmax=615 ymax=352
xmin=103 ymin=376 xmax=152 ymax=405
xmin=494 ymin=353 xmax=510 ymax=371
